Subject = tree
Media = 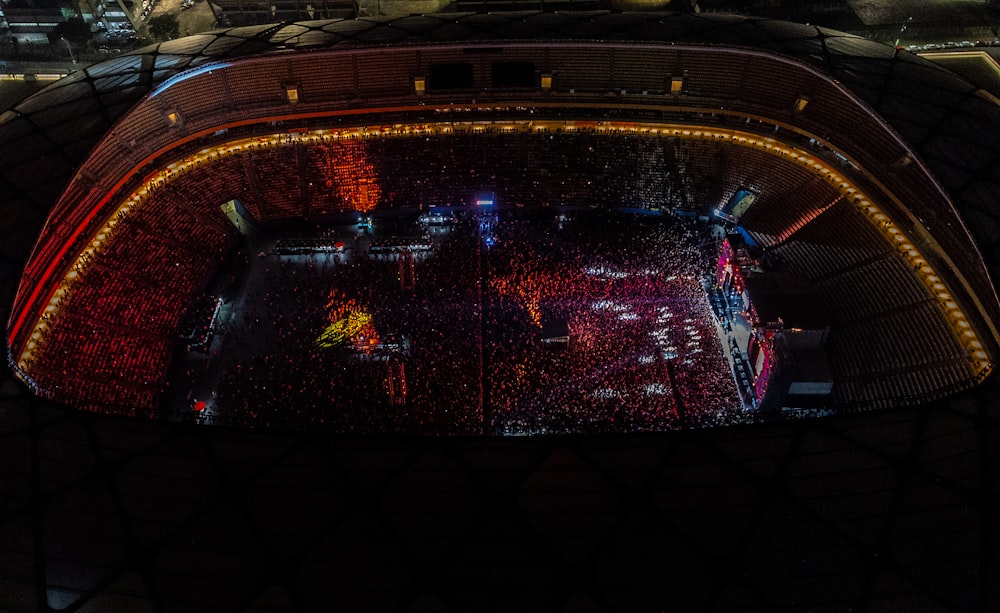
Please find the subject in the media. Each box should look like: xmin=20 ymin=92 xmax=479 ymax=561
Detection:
xmin=47 ymin=17 xmax=91 ymax=46
xmin=148 ymin=14 xmax=180 ymax=41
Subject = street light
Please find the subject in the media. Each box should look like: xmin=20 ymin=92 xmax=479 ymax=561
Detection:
xmin=895 ymin=16 xmax=913 ymax=48
xmin=60 ymin=37 xmax=77 ymax=64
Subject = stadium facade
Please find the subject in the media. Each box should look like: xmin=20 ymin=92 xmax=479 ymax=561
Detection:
xmin=1 ymin=11 xmax=1000 ymax=611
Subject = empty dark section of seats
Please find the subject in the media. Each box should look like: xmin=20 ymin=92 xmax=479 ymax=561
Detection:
xmin=428 ymin=63 xmax=475 ymax=90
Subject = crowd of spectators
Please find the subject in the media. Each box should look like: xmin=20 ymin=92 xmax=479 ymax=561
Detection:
xmin=484 ymin=211 xmax=742 ymax=433
xmin=21 ymin=127 xmax=973 ymax=424
xmin=206 ymin=225 xmax=484 ymax=434
xmin=293 ymin=131 xmax=676 ymax=216
xmin=22 ymin=164 xmax=239 ymax=416
xmin=195 ymin=210 xmax=742 ymax=434
xmin=177 ymin=131 xmax=678 ymax=223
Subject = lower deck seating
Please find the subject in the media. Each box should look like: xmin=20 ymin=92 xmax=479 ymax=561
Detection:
xmin=29 ymin=131 xmax=976 ymax=414
xmin=29 ymin=174 xmax=241 ymax=411
xmin=755 ymin=199 xmax=971 ymax=408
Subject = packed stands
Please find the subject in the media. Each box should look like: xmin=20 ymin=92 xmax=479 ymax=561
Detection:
xmin=19 ymin=162 xmax=241 ymax=412
xmin=246 ymin=144 xmax=305 ymax=219
xmin=12 ymin=120 xmax=991 ymax=418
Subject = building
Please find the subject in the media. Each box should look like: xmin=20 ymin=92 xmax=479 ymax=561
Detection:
xmin=2 ymin=0 xmax=64 ymax=43
xmin=1 ymin=12 xmax=999 ymax=611
xmin=213 ymin=0 xmax=354 ymax=26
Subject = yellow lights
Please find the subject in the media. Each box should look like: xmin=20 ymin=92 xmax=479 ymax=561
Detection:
xmin=413 ymin=77 xmax=425 ymax=95
xmin=792 ymin=95 xmax=810 ymax=114
xmin=316 ymin=292 xmax=378 ymax=350
xmin=540 ymin=74 xmax=552 ymax=90
xmin=316 ymin=309 xmax=374 ymax=349
xmin=165 ymin=110 xmax=183 ymax=127
xmin=670 ymin=76 xmax=684 ymax=94
xmin=285 ymin=84 xmax=300 ymax=104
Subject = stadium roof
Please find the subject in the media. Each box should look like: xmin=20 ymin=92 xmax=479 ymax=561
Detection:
xmin=1 ymin=11 xmax=999 ymax=611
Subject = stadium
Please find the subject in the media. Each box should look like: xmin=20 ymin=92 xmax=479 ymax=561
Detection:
xmin=1 ymin=10 xmax=1000 ymax=611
